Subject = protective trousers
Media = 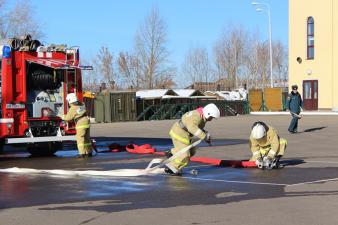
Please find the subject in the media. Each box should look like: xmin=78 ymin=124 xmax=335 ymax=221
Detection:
xmin=288 ymin=114 xmax=299 ymax=132
xmin=76 ymin=118 xmax=92 ymax=155
xmin=250 ymin=138 xmax=287 ymax=161
xmin=167 ymin=138 xmax=196 ymax=172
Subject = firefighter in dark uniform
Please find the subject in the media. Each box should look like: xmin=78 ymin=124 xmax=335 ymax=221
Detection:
xmin=286 ymin=85 xmax=303 ymax=133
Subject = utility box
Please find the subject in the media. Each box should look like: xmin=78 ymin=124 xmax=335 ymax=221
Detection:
xmin=94 ymin=95 xmax=103 ymax=122
xmin=94 ymin=94 xmax=109 ymax=123
xmin=110 ymin=92 xmax=136 ymax=122
xmin=94 ymin=92 xmax=136 ymax=122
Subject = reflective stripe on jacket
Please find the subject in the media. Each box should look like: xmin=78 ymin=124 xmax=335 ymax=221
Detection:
xmin=169 ymin=109 xmax=206 ymax=144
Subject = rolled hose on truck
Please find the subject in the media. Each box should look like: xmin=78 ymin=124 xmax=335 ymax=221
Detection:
xmin=28 ymin=69 xmax=62 ymax=90
xmin=8 ymin=34 xmax=41 ymax=51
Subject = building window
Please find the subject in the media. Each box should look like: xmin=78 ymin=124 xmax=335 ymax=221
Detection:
xmin=307 ymin=17 xmax=314 ymax=59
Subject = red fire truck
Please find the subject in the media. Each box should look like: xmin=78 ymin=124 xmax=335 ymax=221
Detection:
xmin=0 ymin=38 xmax=91 ymax=156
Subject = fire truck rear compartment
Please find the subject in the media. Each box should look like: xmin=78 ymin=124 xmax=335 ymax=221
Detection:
xmin=21 ymin=64 xmax=65 ymax=156
xmin=26 ymin=63 xmax=64 ymax=137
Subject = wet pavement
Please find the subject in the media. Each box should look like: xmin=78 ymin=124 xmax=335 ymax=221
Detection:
xmin=1 ymin=139 xmax=338 ymax=212
xmin=1 ymin=115 xmax=338 ymax=225
xmin=0 ymin=139 xmax=259 ymax=210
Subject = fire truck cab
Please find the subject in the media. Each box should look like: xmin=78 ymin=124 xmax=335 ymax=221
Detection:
xmin=0 ymin=39 xmax=89 ymax=156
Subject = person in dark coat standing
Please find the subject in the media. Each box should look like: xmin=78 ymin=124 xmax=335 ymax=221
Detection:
xmin=286 ymin=85 xmax=303 ymax=133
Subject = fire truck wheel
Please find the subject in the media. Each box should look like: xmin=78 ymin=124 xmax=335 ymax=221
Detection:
xmin=27 ymin=142 xmax=63 ymax=157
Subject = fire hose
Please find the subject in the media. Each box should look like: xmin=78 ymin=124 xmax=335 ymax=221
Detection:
xmin=93 ymin=140 xmax=258 ymax=168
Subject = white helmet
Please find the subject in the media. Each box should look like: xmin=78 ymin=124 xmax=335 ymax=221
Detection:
xmin=202 ymin=103 xmax=220 ymax=119
xmin=66 ymin=93 xmax=78 ymax=104
xmin=251 ymin=123 xmax=266 ymax=139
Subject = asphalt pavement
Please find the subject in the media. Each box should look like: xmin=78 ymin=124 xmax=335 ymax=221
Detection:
xmin=0 ymin=115 xmax=338 ymax=225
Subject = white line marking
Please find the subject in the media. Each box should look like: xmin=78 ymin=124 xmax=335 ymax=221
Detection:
xmin=181 ymin=177 xmax=287 ymax=186
xmin=305 ymin=160 xmax=338 ymax=164
xmin=185 ymin=164 xmax=213 ymax=169
xmin=287 ymin=177 xmax=338 ymax=187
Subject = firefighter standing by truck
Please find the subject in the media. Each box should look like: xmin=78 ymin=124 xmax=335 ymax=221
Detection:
xmin=165 ymin=103 xmax=220 ymax=175
xmin=249 ymin=121 xmax=287 ymax=169
xmin=62 ymin=93 xmax=92 ymax=158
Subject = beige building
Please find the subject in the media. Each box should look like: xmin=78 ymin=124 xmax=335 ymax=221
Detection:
xmin=289 ymin=0 xmax=338 ymax=111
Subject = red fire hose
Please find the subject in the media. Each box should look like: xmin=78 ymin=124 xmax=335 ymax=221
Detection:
xmin=101 ymin=142 xmax=257 ymax=168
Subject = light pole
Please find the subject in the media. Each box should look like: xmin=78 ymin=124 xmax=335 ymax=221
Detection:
xmin=252 ymin=2 xmax=273 ymax=88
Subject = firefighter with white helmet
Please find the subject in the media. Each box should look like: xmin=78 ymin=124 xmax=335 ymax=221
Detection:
xmin=62 ymin=93 xmax=92 ymax=158
xmin=249 ymin=121 xmax=287 ymax=169
xmin=165 ymin=103 xmax=220 ymax=175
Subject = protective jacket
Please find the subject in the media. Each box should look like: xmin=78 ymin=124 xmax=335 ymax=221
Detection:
xmin=169 ymin=108 xmax=207 ymax=144
xmin=250 ymin=126 xmax=282 ymax=160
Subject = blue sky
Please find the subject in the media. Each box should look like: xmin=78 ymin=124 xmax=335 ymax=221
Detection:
xmin=29 ymin=0 xmax=288 ymax=67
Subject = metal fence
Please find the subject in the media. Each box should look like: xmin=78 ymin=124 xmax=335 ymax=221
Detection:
xmin=136 ymin=99 xmax=249 ymax=121
xmin=248 ymin=88 xmax=288 ymax=112
xmin=91 ymin=92 xmax=249 ymax=123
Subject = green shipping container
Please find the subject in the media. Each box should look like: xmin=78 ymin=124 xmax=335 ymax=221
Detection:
xmin=95 ymin=92 xmax=136 ymax=123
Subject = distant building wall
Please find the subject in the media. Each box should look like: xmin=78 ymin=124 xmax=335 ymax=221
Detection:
xmin=289 ymin=0 xmax=338 ymax=110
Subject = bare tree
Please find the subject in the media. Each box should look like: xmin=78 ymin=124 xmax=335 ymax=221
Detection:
xmin=256 ymin=41 xmax=270 ymax=88
xmin=118 ymin=51 xmax=143 ymax=90
xmin=182 ymin=47 xmax=213 ymax=88
xmin=213 ymin=26 xmax=247 ymax=89
xmin=134 ymin=7 xmax=175 ymax=89
xmin=154 ymin=72 xmax=176 ymax=89
xmin=272 ymin=40 xmax=288 ymax=85
xmin=81 ymin=58 xmax=100 ymax=92
xmin=0 ymin=0 xmax=44 ymax=39
xmin=244 ymin=32 xmax=260 ymax=89
xmin=94 ymin=46 xmax=116 ymax=90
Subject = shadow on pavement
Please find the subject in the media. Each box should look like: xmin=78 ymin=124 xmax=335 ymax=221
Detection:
xmin=303 ymin=126 xmax=327 ymax=133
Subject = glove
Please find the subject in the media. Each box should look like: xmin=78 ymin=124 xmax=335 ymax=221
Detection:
xmin=263 ymin=156 xmax=274 ymax=169
xmin=255 ymin=157 xmax=264 ymax=169
xmin=204 ymin=132 xmax=211 ymax=144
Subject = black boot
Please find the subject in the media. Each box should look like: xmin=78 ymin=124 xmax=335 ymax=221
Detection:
xmin=76 ymin=154 xmax=86 ymax=159
xmin=164 ymin=166 xmax=182 ymax=176
xmin=273 ymin=156 xmax=283 ymax=168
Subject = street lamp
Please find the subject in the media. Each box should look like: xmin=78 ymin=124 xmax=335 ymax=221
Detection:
xmin=252 ymin=2 xmax=273 ymax=88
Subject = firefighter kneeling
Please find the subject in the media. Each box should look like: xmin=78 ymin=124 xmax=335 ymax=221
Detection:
xmin=249 ymin=121 xmax=287 ymax=169
xmin=165 ymin=103 xmax=220 ymax=175
xmin=62 ymin=93 xmax=92 ymax=158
